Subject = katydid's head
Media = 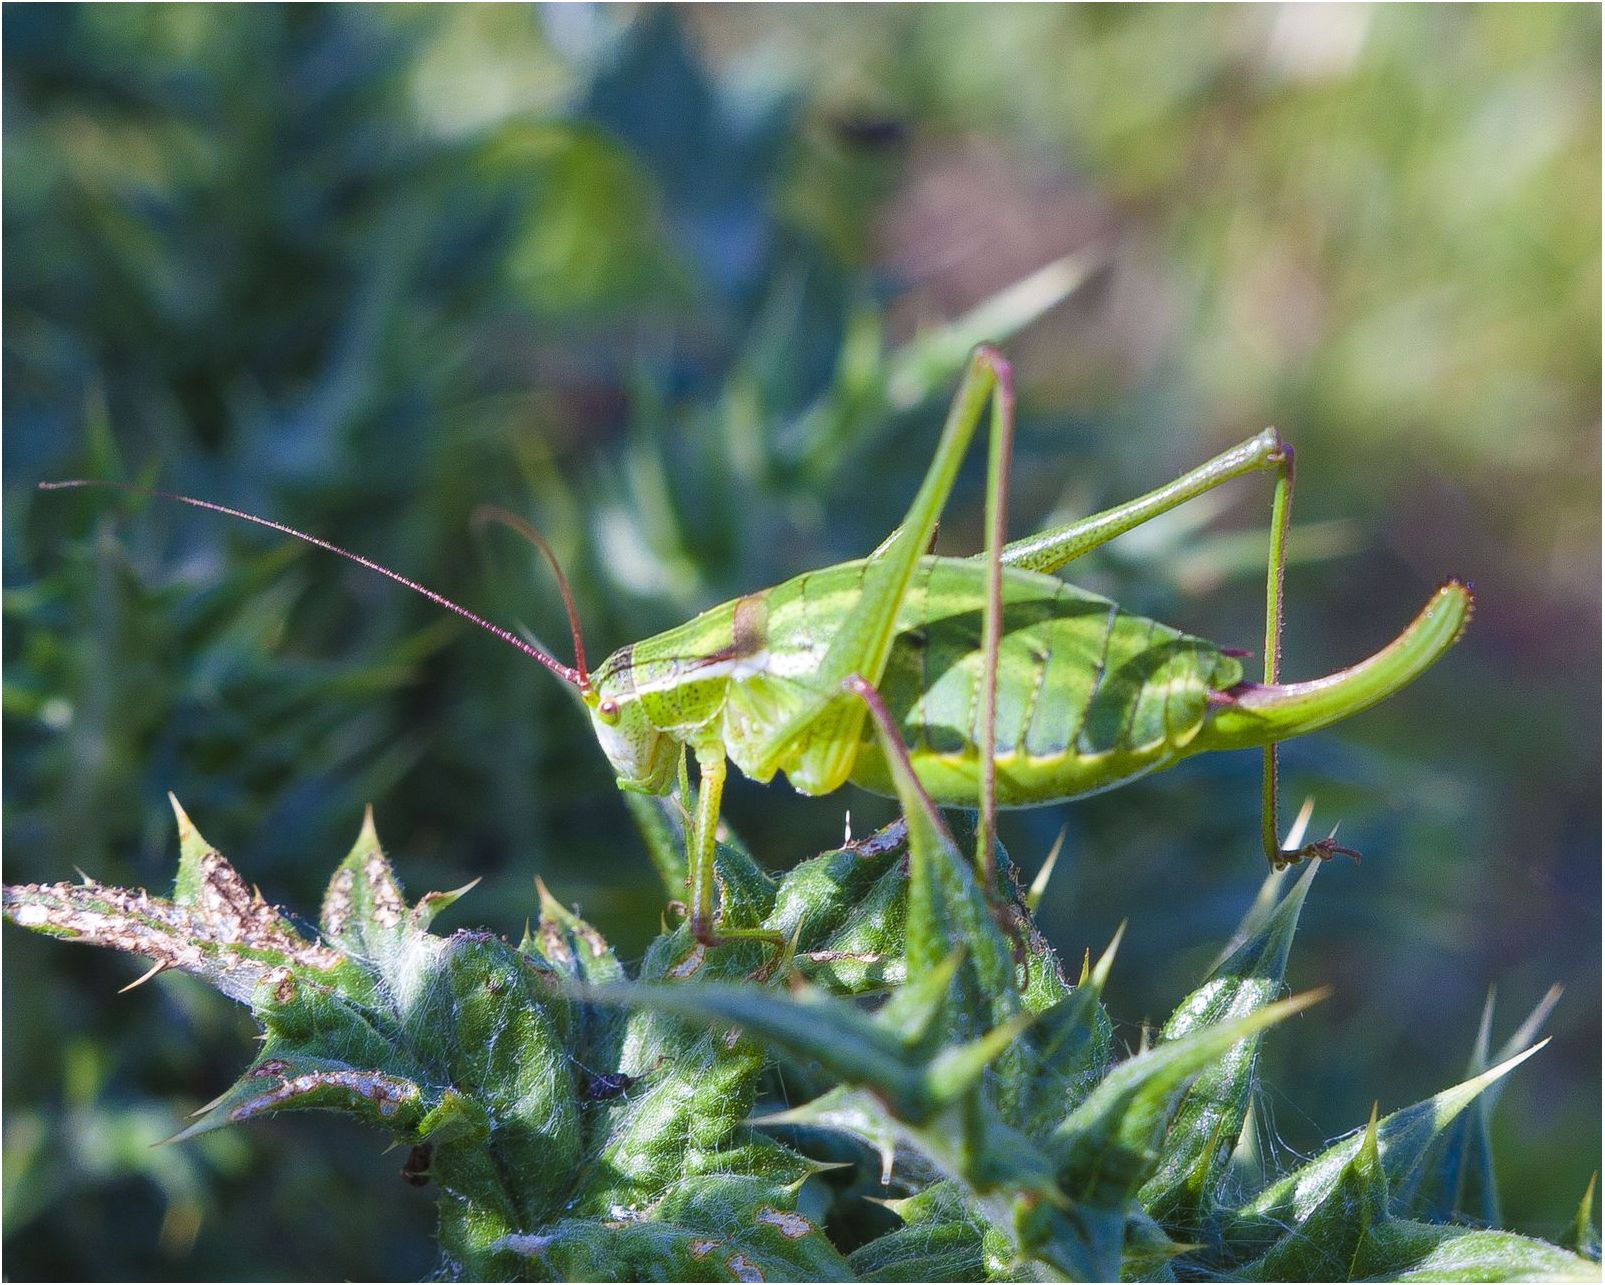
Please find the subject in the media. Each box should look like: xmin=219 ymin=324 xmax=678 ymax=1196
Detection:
xmin=468 ymin=507 xmax=674 ymax=792
xmin=585 ymin=664 xmax=676 ymax=795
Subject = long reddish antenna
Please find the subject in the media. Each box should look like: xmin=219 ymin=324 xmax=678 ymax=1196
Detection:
xmin=37 ymin=479 xmax=587 ymax=689
xmin=471 ymin=505 xmax=591 ymax=691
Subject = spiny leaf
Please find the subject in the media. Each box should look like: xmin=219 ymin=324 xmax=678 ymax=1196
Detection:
xmin=758 ymin=1086 xmax=906 ymax=1188
xmin=850 ymin=1218 xmax=984 ymax=1282
xmin=409 ymin=931 xmax=582 ymax=1222
xmin=1140 ymin=861 xmax=1318 ymax=1227
xmin=169 ymin=1053 xmax=435 ymax=1144
xmin=1205 ymin=800 xmax=1313 ymax=975
xmin=1010 ymin=923 xmax=1122 ymax=1137
xmin=763 ymin=823 xmax=909 ymax=995
xmin=1048 ymin=991 xmax=1326 ymax=1280
xmin=1401 ymin=987 xmax=1501 ymax=1225
xmin=1026 ymin=825 xmax=1067 ymax=915
xmin=529 ymin=877 xmax=623 ymax=987
xmin=858 ymin=702 xmax=1054 ymax=1150
xmin=767 ymin=824 xmax=906 ymax=947
xmin=714 ymin=837 xmax=781 ymax=933
xmin=775 ymin=1083 xmax=1082 ymax=1280
xmin=484 ymin=1176 xmax=850 ymax=1282
xmin=874 ymin=947 xmax=967 ymax=1047
xmin=850 ymin=1183 xmax=986 ymax=1282
xmin=168 ymin=792 xmax=218 ymax=908
xmin=1121 ymin=1208 xmax=1196 ymax=1281
xmin=1053 ymin=991 xmax=1326 ymax=1204
xmin=6 ymin=793 xmax=1589 ymax=1282
xmin=4 ymin=801 xmax=345 ymax=1005
xmin=791 ymin=867 xmax=908 ymax=994
xmin=1228 ymin=1098 xmax=1266 ymax=1198
xmin=1402 ymin=984 xmax=1561 ymax=1228
xmin=318 ymin=806 xmax=412 ymax=956
xmin=591 ymin=980 xmax=926 ymax=1118
xmin=1575 ymin=1173 xmax=1600 ymax=1262
xmin=1238 ymin=1107 xmax=1389 ymax=1280
xmin=856 ymin=698 xmax=1018 ymax=1036
xmin=3 ymin=876 xmax=329 ymax=1005
xmin=121 ymin=812 xmax=589 ymax=1231
xmin=1347 ymin=1218 xmax=1599 ymax=1282
xmin=1489 ymin=984 xmax=1564 ymax=1107
xmin=649 ymin=1173 xmax=850 ymax=1277
xmin=1223 ymin=1040 xmax=1551 ymax=1258
xmin=924 ymin=1011 xmax=1037 ymax=1104
xmin=569 ymin=999 xmax=782 ymax=1213
xmin=525 ymin=878 xmax=626 ymax=1076
xmin=913 ymin=818 xmax=1022 ymax=1037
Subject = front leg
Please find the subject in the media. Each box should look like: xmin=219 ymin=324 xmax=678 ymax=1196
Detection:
xmin=687 ymin=745 xmax=725 ymax=945
xmin=686 ymin=744 xmax=786 ymax=957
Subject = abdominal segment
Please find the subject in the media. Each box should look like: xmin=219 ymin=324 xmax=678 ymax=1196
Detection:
xmin=845 ymin=567 xmax=1242 ymax=807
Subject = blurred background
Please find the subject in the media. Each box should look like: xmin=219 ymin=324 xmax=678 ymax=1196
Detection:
xmin=3 ymin=5 xmax=1598 ymax=1279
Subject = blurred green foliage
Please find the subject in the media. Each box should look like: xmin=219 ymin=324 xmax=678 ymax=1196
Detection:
xmin=3 ymin=5 xmax=1597 ymax=1279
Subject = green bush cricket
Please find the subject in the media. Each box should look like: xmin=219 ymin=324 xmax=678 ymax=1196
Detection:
xmin=40 ymin=345 xmax=1473 ymax=953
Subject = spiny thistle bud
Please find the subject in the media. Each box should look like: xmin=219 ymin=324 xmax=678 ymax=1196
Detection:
xmin=4 ymin=793 xmax=1594 ymax=1281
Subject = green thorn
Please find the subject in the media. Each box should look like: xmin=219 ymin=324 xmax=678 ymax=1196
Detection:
xmin=1026 ymin=825 xmax=1067 ymax=914
xmin=1575 ymin=1171 xmax=1600 ymax=1259
xmin=1495 ymin=984 xmax=1563 ymax=1070
xmin=167 ymin=792 xmax=198 ymax=846
xmin=1467 ymin=986 xmax=1497 ymax=1077
xmin=354 ymin=803 xmax=382 ymax=860
xmin=1091 ymin=921 xmax=1124 ymax=990
xmin=535 ymin=876 xmax=571 ymax=923
xmin=412 ymin=877 xmax=481 ymax=930
xmin=1211 ymin=855 xmax=1317 ymax=975
xmin=169 ymin=793 xmax=219 ymax=906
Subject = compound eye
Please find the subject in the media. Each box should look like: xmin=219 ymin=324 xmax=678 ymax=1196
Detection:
xmin=598 ymin=698 xmax=621 ymax=725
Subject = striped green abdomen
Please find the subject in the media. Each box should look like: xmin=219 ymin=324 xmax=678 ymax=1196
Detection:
xmin=841 ymin=560 xmax=1243 ymax=806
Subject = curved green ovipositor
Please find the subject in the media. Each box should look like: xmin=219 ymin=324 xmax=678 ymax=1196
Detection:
xmin=1197 ymin=580 xmax=1473 ymax=752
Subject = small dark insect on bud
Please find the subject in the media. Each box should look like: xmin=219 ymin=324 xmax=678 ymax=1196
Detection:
xmin=401 ymin=1144 xmax=432 ymax=1187
xmin=583 ymin=1070 xmax=642 ymax=1102
xmin=581 ymin=1056 xmax=665 ymax=1102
